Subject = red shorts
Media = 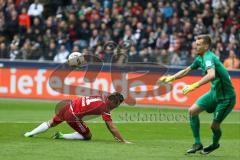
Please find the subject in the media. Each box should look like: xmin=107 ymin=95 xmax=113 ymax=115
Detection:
xmin=51 ymin=104 xmax=90 ymax=137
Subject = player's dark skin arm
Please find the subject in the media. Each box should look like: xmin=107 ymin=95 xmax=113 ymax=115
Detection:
xmin=195 ymin=68 xmax=215 ymax=87
xmin=105 ymin=121 xmax=130 ymax=143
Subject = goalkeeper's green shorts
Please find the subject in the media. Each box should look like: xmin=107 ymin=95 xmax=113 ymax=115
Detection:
xmin=196 ymin=91 xmax=236 ymax=123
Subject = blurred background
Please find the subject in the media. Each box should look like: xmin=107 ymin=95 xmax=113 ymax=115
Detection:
xmin=0 ymin=0 xmax=239 ymax=69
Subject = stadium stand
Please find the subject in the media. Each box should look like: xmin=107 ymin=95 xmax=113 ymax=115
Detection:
xmin=0 ymin=0 xmax=239 ymax=69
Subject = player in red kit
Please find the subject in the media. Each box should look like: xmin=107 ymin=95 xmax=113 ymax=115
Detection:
xmin=24 ymin=92 xmax=131 ymax=143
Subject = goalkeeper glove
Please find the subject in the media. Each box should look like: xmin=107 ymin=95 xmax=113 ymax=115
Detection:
xmin=157 ymin=75 xmax=176 ymax=85
xmin=182 ymin=82 xmax=200 ymax=95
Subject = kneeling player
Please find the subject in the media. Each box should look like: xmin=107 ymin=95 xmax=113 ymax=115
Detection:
xmin=24 ymin=92 xmax=131 ymax=143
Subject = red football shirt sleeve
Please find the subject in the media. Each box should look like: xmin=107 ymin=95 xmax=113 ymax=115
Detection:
xmin=102 ymin=112 xmax=112 ymax=122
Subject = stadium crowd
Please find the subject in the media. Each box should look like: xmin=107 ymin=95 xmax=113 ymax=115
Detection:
xmin=0 ymin=0 xmax=239 ymax=69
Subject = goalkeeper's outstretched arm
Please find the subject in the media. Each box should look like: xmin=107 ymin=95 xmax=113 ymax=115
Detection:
xmin=172 ymin=66 xmax=192 ymax=80
xmin=158 ymin=66 xmax=192 ymax=84
xmin=182 ymin=68 xmax=215 ymax=95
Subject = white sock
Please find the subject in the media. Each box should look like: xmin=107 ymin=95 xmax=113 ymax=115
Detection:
xmin=63 ymin=132 xmax=84 ymax=140
xmin=28 ymin=122 xmax=50 ymax=136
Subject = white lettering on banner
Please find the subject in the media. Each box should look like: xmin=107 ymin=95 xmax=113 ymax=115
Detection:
xmin=10 ymin=68 xmax=16 ymax=93
xmin=35 ymin=69 xmax=46 ymax=95
xmin=110 ymin=74 xmax=128 ymax=97
xmin=64 ymin=77 xmax=76 ymax=95
xmin=173 ymin=82 xmax=187 ymax=102
xmin=0 ymin=85 xmax=7 ymax=93
xmin=92 ymin=78 xmax=108 ymax=95
xmin=47 ymin=76 xmax=61 ymax=96
xmin=0 ymin=68 xmax=10 ymax=93
xmin=0 ymin=68 xmax=188 ymax=104
xmin=76 ymin=78 xmax=91 ymax=95
xmin=153 ymin=84 xmax=171 ymax=101
xmin=18 ymin=75 xmax=33 ymax=95
xmin=153 ymin=83 xmax=187 ymax=103
xmin=129 ymin=80 xmax=147 ymax=100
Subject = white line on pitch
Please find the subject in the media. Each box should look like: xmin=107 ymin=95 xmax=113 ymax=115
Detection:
xmin=0 ymin=121 xmax=239 ymax=124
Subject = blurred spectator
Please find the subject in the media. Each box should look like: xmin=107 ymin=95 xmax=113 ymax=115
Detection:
xmin=89 ymin=29 xmax=100 ymax=49
xmin=28 ymin=0 xmax=44 ymax=17
xmin=21 ymin=39 xmax=32 ymax=60
xmin=212 ymin=0 xmax=227 ymax=11
xmin=215 ymin=42 xmax=226 ymax=61
xmin=11 ymin=34 xmax=20 ymax=48
xmin=53 ymin=44 xmax=69 ymax=63
xmin=9 ymin=35 xmax=21 ymax=60
xmin=158 ymin=49 xmax=170 ymax=65
xmin=66 ymin=0 xmax=80 ymax=14
xmin=0 ymin=42 xmax=8 ymax=58
xmin=193 ymin=18 xmax=207 ymax=35
xmin=156 ymin=31 xmax=169 ymax=49
xmin=56 ymin=30 xmax=70 ymax=49
xmin=131 ymin=2 xmax=143 ymax=16
xmin=34 ymin=35 xmax=44 ymax=59
xmin=18 ymin=7 xmax=30 ymax=33
xmin=148 ymin=31 xmax=158 ymax=48
xmin=68 ymin=23 xmax=78 ymax=45
xmin=95 ymin=45 xmax=104 ymax=59
xmin=162 ymin=2 xmax=173 ymax=18
xmin=224 ymin=50 xmax=240 ymax=69
xmin=139 ymin=47 xmax=156 ymax=63
xmin=168 ymin=32 xmax=181 ymax=52
xmin=24 ymin=27 xmax=35 ymax=41
xmin=6 ymin=10 xmax=19 ymax=39
xmin=170 ymin=52 xmax=182 ymax=66
xmin=31 ymin=17 xmax=43 ymax=38
xmin=72 ymin=45 xmax=80 ymax=52
xmin=43 ymin=29 xmax=54 ymax=47
xmin=75 ymin=21 xmax=90 ymax=49
xmin=44 ymin=16 xmax=57 ymax=34
xmin=44 ymin=40 xmax=57 ymax=60
xmin=128 ymin=46 xmax=142 ymax=63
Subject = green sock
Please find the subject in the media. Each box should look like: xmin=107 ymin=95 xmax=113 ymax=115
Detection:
xmin=212 ymin=128 xmax=221 ymax=146
xmin=190 ymin=115 xmax=201 ymax=144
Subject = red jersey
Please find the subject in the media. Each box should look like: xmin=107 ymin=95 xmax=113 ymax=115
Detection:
xmin=19 ymin=13 xmax=30 ymax=28
xmin=71 ymin=95 xmax=113 ymax=121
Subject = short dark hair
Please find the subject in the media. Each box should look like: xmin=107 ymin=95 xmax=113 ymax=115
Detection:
xmin=108 ymin=92 xmax=124 ymax=104
xmin=196 ymin=34 xmax=212 ymax=48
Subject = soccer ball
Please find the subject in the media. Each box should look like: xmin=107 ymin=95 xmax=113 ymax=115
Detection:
xmin=67 ymin=52 xmax=85 ymax=66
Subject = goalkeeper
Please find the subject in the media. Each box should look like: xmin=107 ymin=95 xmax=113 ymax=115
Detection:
xmin=157 ymin=34 xmax=236 ymax=154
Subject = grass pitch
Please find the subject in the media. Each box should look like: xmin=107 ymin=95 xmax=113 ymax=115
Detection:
xmin=0 ymin=99 xmax=239 ymax=160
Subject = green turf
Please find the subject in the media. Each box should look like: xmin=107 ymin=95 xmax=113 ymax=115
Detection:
xmin=0 ymin=99 xmax=239 ymax=160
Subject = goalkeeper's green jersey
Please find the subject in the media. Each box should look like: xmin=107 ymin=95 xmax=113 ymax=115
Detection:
xmin=190 ymin=50 xmax=236 ymax=100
